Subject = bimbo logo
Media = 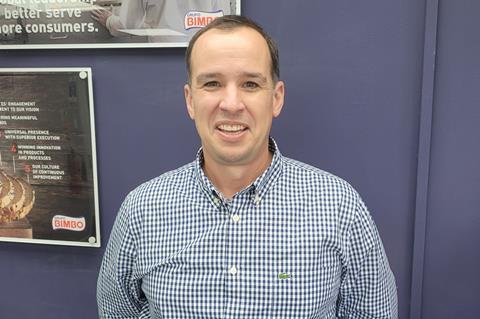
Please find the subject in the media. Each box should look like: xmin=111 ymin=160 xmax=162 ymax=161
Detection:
xmin=184 ymin=10 xmax=224 ymax=30
xmin=52 ymin=215 xmax=86 ymax=231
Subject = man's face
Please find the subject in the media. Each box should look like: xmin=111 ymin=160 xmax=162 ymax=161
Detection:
xmin=184 ymin=27 xmax=284 ymax=168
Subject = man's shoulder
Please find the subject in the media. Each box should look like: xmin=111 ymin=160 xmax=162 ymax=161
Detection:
xmin=282 ymin=156 xmax=353 ymax=190
xmin=280 ymin=156 xmax=362 ymax=203
xmin=280 ymin=156 xmax=367 ymax=225
xmin=125 ymin=161 xmax=197 ymax=202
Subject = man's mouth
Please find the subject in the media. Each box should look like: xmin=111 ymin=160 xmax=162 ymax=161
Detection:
xmin=217 ymin=124 xmax=247 ymax=133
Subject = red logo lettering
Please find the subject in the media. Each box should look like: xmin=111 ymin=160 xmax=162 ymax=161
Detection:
xmin=52 ymin=215 xmax=86 ymax=231
xmin=184 ymin=11 xmax=224 ymax=30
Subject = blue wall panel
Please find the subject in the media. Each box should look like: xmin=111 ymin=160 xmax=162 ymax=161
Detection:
xmin=421 ymin=1 xmax=480 ymax=318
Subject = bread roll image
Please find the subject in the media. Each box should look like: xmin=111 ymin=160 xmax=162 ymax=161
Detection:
xmin=0 ymin=170 xmax=35 ymax=224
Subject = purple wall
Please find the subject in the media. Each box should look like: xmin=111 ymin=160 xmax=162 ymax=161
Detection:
xmin=0 ymin=1 xmax=478 ymax=318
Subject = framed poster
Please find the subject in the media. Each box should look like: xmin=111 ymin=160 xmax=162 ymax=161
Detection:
xmin=0 ymin=0 xmax=241 ymax=49
xmin=0 ymin=68 xmax=100 ymax=247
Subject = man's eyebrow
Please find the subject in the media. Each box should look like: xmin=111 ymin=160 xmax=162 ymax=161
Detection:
xmin=195 ymin=72 xmax=268 ymax=84
xmin=242 ymin=72 xmax=268 ymax=83
xmin=195 ymin=73 xmax=221 ymax=83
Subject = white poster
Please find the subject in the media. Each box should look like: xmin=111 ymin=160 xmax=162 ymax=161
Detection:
xmin=0 ymin=0 xmax=240 ymax=49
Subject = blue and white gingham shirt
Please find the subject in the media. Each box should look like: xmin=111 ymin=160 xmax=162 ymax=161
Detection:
xmin=97 ymin=139 xmax=398 ymax=318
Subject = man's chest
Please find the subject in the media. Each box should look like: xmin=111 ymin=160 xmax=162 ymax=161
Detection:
xmin=136 ymin=202 xmax=342 ymax=318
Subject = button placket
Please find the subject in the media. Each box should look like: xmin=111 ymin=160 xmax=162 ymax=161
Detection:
xmin=226 ymin=195 xmax=245 ymax=285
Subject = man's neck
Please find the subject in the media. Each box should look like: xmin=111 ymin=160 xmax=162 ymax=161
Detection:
xmin=203 ymin=151 xmax=273 ymax=200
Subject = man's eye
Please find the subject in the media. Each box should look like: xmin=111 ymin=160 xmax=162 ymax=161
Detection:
xmin=243 ymin=81 xmax=259 ymax=89
xmin=204 ymin=81 xmax=220 ymax=88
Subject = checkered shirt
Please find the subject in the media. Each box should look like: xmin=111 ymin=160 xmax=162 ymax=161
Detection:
xmin=97 ymin=139 xmax=398 ymax=318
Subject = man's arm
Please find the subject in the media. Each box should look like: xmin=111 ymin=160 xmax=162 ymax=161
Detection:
xmin=336 ymin=195 xmax=398 ymax=319
xmin=97 ymin=195 xmax=149 ymax=318
xmin=91 ymin=7 xmax=128 ymax=38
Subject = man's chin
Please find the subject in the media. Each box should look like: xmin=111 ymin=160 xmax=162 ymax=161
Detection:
xmin=216 ymin=152 xmax=250 ymax=166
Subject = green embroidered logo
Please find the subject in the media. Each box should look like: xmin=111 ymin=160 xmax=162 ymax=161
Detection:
xmin=278 ymin=272 xmax=291 ymax=279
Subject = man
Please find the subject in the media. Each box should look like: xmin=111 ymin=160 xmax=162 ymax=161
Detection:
xmin=97 ymin=15 xmax=398 ymax=318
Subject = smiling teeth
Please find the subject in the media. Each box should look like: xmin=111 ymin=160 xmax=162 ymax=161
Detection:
xmin=218 ymin=124 xmax=245 ymax=132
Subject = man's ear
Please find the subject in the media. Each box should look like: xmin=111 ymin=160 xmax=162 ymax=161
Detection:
xmin=272 ymin=80 xmax=285 ymax=118
xmin=184 ymin=84 xmax=195 ymax=120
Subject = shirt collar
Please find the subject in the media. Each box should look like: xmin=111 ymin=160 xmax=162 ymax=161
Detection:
xmin=195 ymin=137 xmax=283 ymax=204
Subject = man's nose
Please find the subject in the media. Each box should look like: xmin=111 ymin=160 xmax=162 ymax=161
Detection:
xmin=219 ymin=85 xmax=245 ymax=113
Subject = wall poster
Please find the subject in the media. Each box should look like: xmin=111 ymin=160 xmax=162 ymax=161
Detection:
xmin=0 ymin=0 xmax=241 ymax=49
xmin=0 ymin=68 xmax=100 ymax=247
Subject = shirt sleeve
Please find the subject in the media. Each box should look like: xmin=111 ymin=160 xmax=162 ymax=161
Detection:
xmin=105 ymin=0 xmax=148 ymax=37
xmin=97 ymin=195 xmax=150 ymax=318
xmin=336 ymin=194 xmax=398 ymax=319
xmin=105 ymin=15 xmax=126 ymax=37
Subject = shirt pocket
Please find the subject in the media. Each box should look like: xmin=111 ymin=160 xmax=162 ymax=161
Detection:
xmin=270 ymin=241 xmax=342 ymax=316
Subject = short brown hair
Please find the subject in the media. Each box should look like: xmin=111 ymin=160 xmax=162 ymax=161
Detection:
xmin=185 ymin=15 xmax=280 ymax=83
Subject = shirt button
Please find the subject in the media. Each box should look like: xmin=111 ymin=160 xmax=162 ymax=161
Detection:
xmin=253 ymin=194 xmax=261 ymax=205
xmin=213 ymin=197 xmax=220 ymax=205
xmin=231 ymin=214 xmax=241 ymax=222
xmin=229 ymin=266 xmax=238 ymax=275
